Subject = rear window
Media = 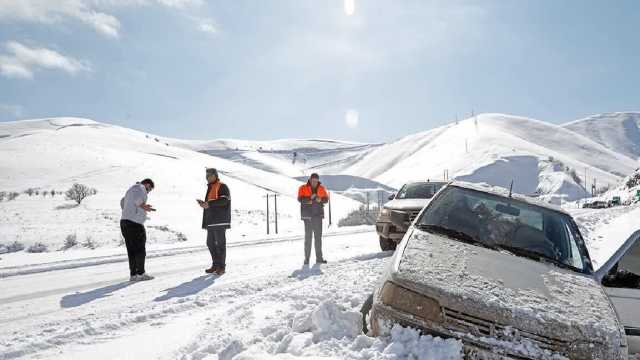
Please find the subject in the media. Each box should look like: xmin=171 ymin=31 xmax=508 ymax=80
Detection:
xmin=396 ymin=183 xmax=445 ymax=199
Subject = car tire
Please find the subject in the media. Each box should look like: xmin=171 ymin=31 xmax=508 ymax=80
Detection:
xmin=379 ymin=236 xmax=397 ymax=251
xmin=360 ymin=293 xmax=374 ymax=334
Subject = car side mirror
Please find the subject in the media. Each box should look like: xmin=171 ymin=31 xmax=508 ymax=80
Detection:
xmin=390 ymin=210 xmax=410 ymax=228
xmin=388 ymin=193 xmax=395 ymax=200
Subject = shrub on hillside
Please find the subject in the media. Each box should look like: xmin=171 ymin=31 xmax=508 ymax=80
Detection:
xmin=626 ymin=172 xmax=640 ymax=189
xmin=65 ymin=183 xmax=97 ymax=205
xmin=61 ymin=234 xmax=78 ymax=250
xmin=27 ymin=242 xmax=48 ymax=253
xmin=0 ymin=241 xmax=25 ymax=254
xmin=7 ymin=192 xmax=19 ymax=201
xmin=82 ymin=236 xmax=97 ymax=249
xmin=0 ymin=191 xmax=5 ymax=202
xmin=338 ymin=206 xmax=378 ymax=227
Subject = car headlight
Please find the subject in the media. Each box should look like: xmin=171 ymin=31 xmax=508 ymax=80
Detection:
xmin=380 ymin=282 xmax=443 ymax=323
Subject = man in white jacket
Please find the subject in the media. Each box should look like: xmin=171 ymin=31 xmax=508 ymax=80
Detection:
xmin=120 ymin=179 xmax=156 ymax=281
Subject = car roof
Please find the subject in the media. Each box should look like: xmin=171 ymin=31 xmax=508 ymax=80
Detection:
xmin=403 ymin=181 xmax=448 ymax=186
xmin=448 ymin=181 xmax=571 ymax=216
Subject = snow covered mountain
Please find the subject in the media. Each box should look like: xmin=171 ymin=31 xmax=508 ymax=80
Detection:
xmin=334 ymin=113 xmax=638 ymax=202
xmin=2 ymin=112 xmax=640 ymax=256
xmin=562 ymin=112 xmax=640 ymax=160
xmin=0 ymin=118 xmax=361 ymax=254
xmin=168 ymin=113 xmax=639 ymax=204
xmin=168 ymin=137 xmax=382 ymax=178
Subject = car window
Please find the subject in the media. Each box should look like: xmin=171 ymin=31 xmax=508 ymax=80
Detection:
xmin=417 ymin=186 xmax=589 ymax=272
xmin=396 ymin=183 xmax=444 ymax=199
xmin=603 ymin=241 xmax=640 ymax=288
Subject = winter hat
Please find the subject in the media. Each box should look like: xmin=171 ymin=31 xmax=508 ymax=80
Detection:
xmin=309 ymin=173 xmax=320 ymax=180
xmin=206 ymin=168 xmax=219 ymax=178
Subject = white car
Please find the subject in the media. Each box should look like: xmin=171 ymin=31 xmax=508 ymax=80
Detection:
xmin=364 ymin=181 xmax=640 ymax=359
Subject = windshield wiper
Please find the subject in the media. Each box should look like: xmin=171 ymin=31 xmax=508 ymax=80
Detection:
xmin=415 ymin=224 xmax=496 ymax=251
xmin=493 ymin=243 xmax=576 ymax=271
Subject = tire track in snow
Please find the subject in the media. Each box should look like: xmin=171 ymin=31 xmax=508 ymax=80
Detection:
xmin=0 ymin=251 xmax=390 ymax=360
xmin=0 ymin=229 xmax=373 ymax=279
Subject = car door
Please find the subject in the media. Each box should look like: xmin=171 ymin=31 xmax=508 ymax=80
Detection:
xmin=597 ymin=231 xmax=640 ymax=355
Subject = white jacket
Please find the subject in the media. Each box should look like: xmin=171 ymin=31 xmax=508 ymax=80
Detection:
xmin=120 ymin=183 xmax=148 ymax=224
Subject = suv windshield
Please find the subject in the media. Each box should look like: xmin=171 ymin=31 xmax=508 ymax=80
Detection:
xmin=417 ymin=186 xmax=589 ymax=272
xmin=396 ymin=182 xmax=445 ymax=200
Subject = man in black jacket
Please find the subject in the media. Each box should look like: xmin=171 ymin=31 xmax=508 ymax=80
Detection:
xmin=198 ymin=168 xmax=231 ymax=275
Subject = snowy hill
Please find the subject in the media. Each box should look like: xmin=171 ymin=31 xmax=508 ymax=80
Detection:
xmin=336 ymin=113 xmax=638 ymax=202
xmin=168 ymin=138 xmax=382 ymax=178
xmin=562 ymin=112 xmax=640 ymax=160
xmin=0 ymin=118 xmax=361 ymax=256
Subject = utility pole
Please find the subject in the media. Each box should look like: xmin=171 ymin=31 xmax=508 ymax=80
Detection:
xmin=328 ymin=194 xmax=332 ymax=227
xmin=465 ymin=139 xmax=469 ymax=153
xmin=274 ymin=194 xmax=278 ymax=234
xmin=584 ymin=168 xmax=588 ymax=198
xmin=265 ymin=194 xmax=270 ymax=235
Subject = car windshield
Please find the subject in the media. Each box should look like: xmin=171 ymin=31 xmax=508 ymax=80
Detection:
xmin=396 ymin=183 xmax=444 ymax=199
xmin=417 ymin=186 xmax=589 ymax=272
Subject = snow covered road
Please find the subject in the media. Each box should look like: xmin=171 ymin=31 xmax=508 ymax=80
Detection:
xmin=1 ymin=230 xmax=453 ymax=360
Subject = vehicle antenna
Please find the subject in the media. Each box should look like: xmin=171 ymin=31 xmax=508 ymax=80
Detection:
xmin=509 ymin=180 xmax=514 ymax=198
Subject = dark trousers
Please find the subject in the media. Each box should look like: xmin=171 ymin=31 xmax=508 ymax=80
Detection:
xmin=207 ymin=227 xmax=227 ymax=268
xmin=303 ymin=217 xmax=323 ymax=262
xmin=120 ymin=219 xmax=146 ymax=276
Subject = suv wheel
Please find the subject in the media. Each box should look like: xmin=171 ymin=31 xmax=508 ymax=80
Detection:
xmin=379 ymin=236 xmax=397 ymax=251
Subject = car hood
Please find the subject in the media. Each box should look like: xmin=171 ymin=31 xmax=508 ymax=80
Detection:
xmin=392 ymin=229 xmax=623 ymax=345
xmin=384 ymin=198 xmax=430 ymax=211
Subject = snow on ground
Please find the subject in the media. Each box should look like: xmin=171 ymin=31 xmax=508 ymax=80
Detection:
xmin=0 ymin=118 xmax=361 ymax=261
xmin=0 ymin=231 xmax=461 ymax=360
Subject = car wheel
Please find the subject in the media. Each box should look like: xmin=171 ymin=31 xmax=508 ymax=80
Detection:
xmin=360 ymin=293 xmax=374 ymax=334
xmin=379 ymin=236 xmax=397 ymax=251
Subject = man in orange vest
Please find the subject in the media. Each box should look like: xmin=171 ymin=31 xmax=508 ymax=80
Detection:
xmin=198 ymin=168 xmax=231 ymax=275
xmin=298 ymin=173 xmax=329 ymax=265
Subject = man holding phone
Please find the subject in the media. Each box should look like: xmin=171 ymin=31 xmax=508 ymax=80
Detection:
xmin=120 ymin=178 xmax=156 ymax=281
xmin=198 ymin=168 xmax=231 ymax=275
xmin=297 ymin=173 xmax=329 ymax=265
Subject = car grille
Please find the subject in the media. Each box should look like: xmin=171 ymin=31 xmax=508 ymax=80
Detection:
xmin=408 ymin=210 xmax=421 ymax=222
xmin=442 ymin=307 xmax=568 ymax=354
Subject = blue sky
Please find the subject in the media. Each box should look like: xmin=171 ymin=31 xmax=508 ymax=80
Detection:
xmin=0 ymin=0 xmax=639 ymax=142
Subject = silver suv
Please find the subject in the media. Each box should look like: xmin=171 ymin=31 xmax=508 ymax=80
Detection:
xmin=376 ymin=181 xmax=447 ymax=251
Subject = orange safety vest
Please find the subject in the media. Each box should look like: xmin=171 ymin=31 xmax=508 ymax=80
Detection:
xmin=206 ymin=181 xmax=224 ymax=201
xmin=298 ymin=183 xmax=329 ymax=199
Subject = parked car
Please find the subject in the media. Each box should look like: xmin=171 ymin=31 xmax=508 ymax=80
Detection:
xmin=363 ymin=181 xmax=639 ymax=359
xmin=375 ymin=181 xmax=447 ymax=251
xmin=610 ymin=196 xmax=622 ymax=207
xmin=582 ymin=200 xmax=610 ymax=209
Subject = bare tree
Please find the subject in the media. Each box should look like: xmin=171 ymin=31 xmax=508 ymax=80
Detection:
xmin=65 ymin=183 xmax=97 ymax=205
xmin=0 ymin=191 xmax=5 ymax=202
xmin=7 ymin=192 xmax=19 ymax=201
xmin=25 ymin=188 xmax=36 ymax=196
